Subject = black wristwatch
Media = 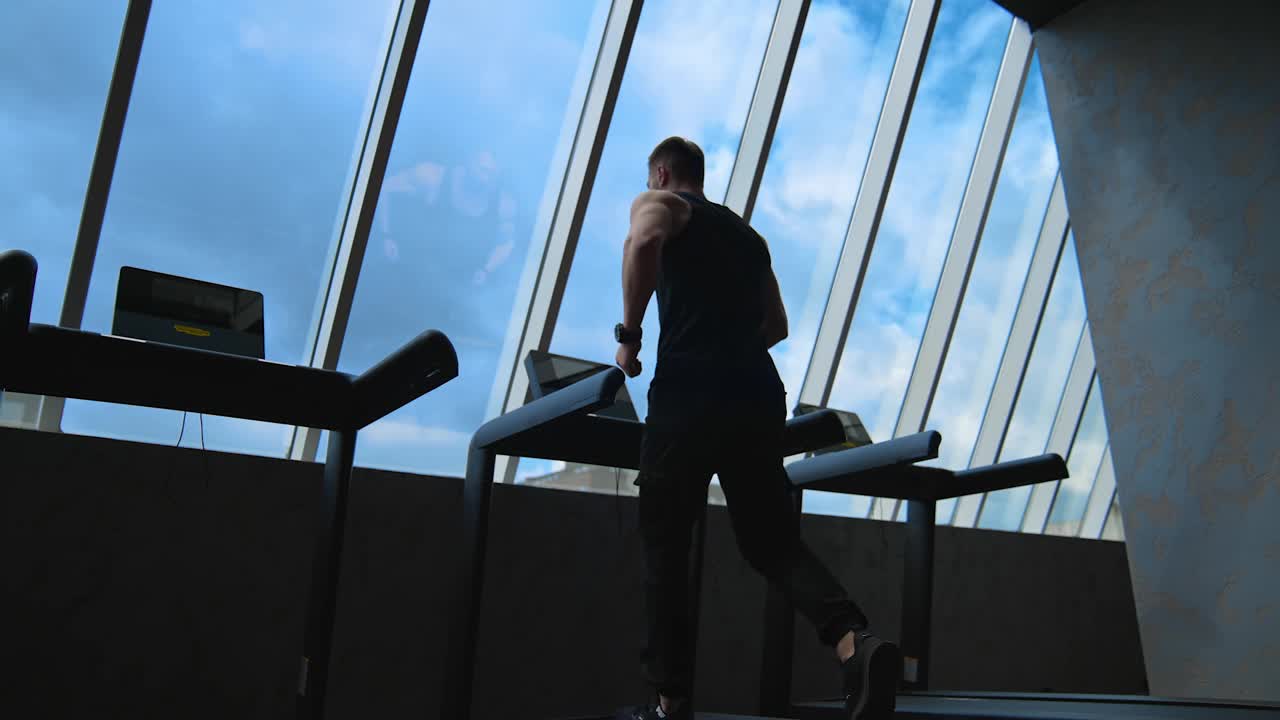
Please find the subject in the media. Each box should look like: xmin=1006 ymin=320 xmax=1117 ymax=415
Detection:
xmin=614 ymin=323 xmax=642 ymax=345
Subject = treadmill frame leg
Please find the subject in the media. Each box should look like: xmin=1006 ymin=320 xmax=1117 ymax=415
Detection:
xmin=442 ymin=446 xmax=496 ymax=720
xmin=297 ymin=428 xmax=358 ymax=720
xmin=901 ymin=498 xmax=935 ymax=691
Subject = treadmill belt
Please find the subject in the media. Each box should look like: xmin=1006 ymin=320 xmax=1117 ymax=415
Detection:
xmin=572 ymin=714 xmax=792 ymax=720
xmin=794 ymin=694 xmax=1280 ymax=720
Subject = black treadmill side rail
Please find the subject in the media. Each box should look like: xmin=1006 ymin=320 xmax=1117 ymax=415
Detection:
xmin=9 ymin=324 xmax=355 ymax=428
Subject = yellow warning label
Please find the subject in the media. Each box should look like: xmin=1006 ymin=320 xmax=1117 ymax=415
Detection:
xmin=174 ymin=324 xmax=211 ymax=338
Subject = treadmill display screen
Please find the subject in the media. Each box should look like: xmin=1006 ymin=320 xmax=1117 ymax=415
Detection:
xmin=113 ymin=266 xmax=266 ymax=359
xmin=793 ymin=402 xmax=872 ymax=454
xmin=524 ymin=350 xmax=638 ymax=422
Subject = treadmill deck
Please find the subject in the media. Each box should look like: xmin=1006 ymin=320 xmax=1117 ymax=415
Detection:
xmin=793 ymin=692 xmax=1280 ymax=719
xmin=575 ymin=694 xmax=1280 ymax=720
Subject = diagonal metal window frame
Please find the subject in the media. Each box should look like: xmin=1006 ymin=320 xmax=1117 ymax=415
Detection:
xmin=945 ymin=177 xmax=1070 ymax=527
xmin=1020 ymin=329 xmax=1096 ymax=533
xmin=1100 ymin=480 xmax=1126 ymax=541
xmin=37 ymin=0 xmax=153 ymax=433
xmin=1079 ymin=444 xmax=1116 ymax=539
xmin=722 ymin=0 xmax=811 ymax=222
xmin=872 ymin=19 xmax=1034 ymax=522
xmin=485 ymin=0 xmax=645 ymax=484
xmin=796 ymin=0 xmax=941 ymax=412
xmin=288 ymin=0 xmax=434 ymax=461
xmin=1042 ymin=379 xmax=1109 ymax=536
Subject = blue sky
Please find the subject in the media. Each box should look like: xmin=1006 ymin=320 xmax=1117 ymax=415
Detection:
xmin=2 ymin=0 xmax=1110 ymax=524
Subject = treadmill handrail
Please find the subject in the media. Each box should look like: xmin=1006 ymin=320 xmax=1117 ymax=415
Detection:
xmin=786 ymin=430 xmax=942 ymax=489
xmin=0 ymin=249 xmax=37 ymax=348
xmin=350 ymin=329 xmax=459 ymax=429
xmin=780 ymin=409 xmax=847 ymax=458
xmin=939 ymin=452 xmax=1067 ymax=499
xmin=471 ymin=366 xmax=625 ymax=450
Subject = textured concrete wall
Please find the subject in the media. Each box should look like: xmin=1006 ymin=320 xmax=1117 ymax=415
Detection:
xmin=0 ymin=427 xmax=1145 ymax=718
xmin=1036 ymin=0 xmax=1280 ymax=702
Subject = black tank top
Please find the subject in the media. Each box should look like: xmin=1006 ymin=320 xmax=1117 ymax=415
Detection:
xmin=647 ymin=192 xmax=784 ymax=426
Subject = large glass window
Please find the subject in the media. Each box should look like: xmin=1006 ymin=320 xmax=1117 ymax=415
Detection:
xmin=752 ymin=0 xmax=911 ymax=518
xmin=922 ymin=56 xmax=1058 ymax=521
xmin=524 ymin=0 xmax=778 ymax=485
xmin=1044 ymin=378 xmax=1109 ymax=536
xmin=549 ymin=0 xmax=777 ymax=423
xmin=825 ymin=0 xmax=1010 ymax=510
xmin=1 ymin=1 xmax=127 ymax=325
xmin=1101 ymin=489 xmax=1126 ymax=542
xmin=60 ymin=0 xmax=398 ymax=455
xmin=977 ymin=236 xmax=1087 ymax=530
xmin=339 ymin=0 xmax=610 ymax=477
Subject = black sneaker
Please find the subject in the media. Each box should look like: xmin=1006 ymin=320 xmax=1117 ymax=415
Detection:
xmin=616 ymin=699 xmax=692 ymax=720
xmin=840 ymin=631 xmax=901 ymax=719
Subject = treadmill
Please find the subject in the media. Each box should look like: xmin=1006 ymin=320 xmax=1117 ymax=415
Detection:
xmin=0 ymin=250 xmax=459 ymax=720
xmin=442 ymin=349 xmax=847 ymax=720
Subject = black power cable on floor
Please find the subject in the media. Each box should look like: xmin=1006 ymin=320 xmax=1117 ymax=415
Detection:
xmin=615 ymin=466 xmax=625 ymax=541
xmin=198 ymin=413 xmax=211 ymax=491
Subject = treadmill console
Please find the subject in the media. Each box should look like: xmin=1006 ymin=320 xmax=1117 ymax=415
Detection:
xmin=524 ymin=349 xmax=638 ymax=422
xmin=113 ymin=266 xmax=265 ymax=359
xmin=793 ymin=402 xmax=872 ymax=454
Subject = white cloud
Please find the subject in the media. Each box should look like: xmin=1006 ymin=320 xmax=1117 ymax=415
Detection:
xmin=363 ymin=417 xmax=471 ymax=450
xmin=827 ymin=316 xmax=920 ymax=441
xmin=628 ymin=0 xmax=775 ymax=141
xmin=702 ymin=145 xmax=735 ymax=203
xmin=239 ymin=22 xmax=268 ymax=51
xmin=234 ymin=1 xmax=397 ymax=85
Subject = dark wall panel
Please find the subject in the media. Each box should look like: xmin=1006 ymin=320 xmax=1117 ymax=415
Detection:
xmin=1 ymin=427 xmax=1145 ymax=718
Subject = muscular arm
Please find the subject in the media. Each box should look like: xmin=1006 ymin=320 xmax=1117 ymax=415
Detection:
xmin=621 ymin=191 xmax=689 ymax=331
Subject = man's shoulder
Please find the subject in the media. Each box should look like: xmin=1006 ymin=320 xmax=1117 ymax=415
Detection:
xmin=631 ymin=189 xmax=692 ymax=213
xmin=630 ymin=191 xmax=693 ymax=233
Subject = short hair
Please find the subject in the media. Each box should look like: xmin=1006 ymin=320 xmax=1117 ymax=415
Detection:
xmin=648 ymin=136 xmax=705 ymax=187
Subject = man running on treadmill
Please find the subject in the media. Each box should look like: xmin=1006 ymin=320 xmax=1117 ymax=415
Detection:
xmin=613 ymin=137 xmax=901 ymax=720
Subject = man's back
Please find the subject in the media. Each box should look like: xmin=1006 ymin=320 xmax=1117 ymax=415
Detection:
xmin=647 ymin=192 xmax=785 ymax=428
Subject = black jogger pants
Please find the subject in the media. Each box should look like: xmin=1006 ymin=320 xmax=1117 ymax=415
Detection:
xmin=636 ymin=418 xmax=869 ymax=699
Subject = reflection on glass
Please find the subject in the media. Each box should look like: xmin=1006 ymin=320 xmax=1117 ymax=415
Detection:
xmin=977 ymin=236 xmax=1087 ymax=530
xmin=828 ymin=0 xmax=1011 ymax=519
xmin=1044 ymin=379 xmax=1108 ymax=536
xmin=340 ymin=0 xmax=608 ymax=477
xmin=61 ymin=0 xmax=398 ymax=456
xmin=752 ymin=0 xmax=911 ymax=519
xmin=924 ymin=56 xmax=1057 ymax=526
xmin=0 ymin=1 xmax=127 ymax=325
